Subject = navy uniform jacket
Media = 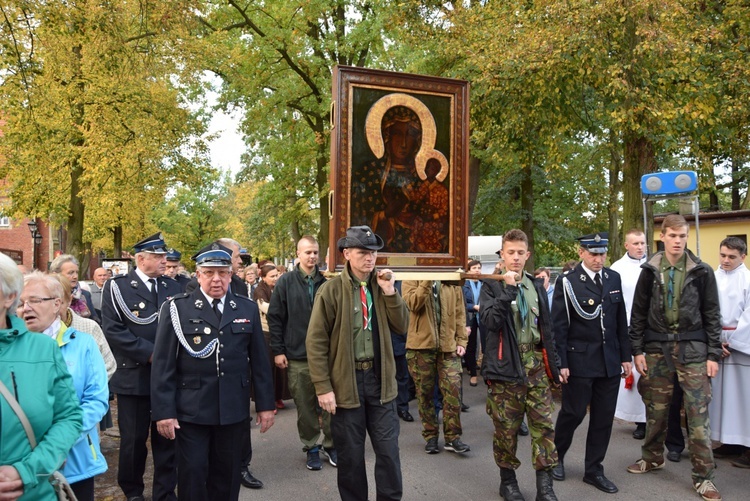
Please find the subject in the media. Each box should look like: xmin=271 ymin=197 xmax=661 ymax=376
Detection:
xmin=551 ymin=263 xmax=630 ymax=378
xmin=150 ymin=288 xmax=274 ymax=426
xmin=102 ymin=270 xmax=183 ymax=395
xmin=172 ymin=274 xmax=192 ymax=292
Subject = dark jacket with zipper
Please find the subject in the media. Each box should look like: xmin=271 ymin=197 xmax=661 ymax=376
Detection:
xmin=479 ymin=273 xmax=561 ymax=384
xmin=629 ymin=249 xmax=722 ymax=363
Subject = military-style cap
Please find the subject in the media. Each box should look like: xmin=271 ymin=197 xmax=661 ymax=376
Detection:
xmin=133 ymin=233 xmax=168 ymax=254
xmin=239 ymin=248 xmax=253 ymax=265
xmin=166 ymin=249 xmax=181 ymax=261
xmin=577 ymin=232 xmax=609 ymax=254
xmin=191 ymin=242 xmax=233 ymax=267
xmin=337 ymin=225 xmax=384 ymax=252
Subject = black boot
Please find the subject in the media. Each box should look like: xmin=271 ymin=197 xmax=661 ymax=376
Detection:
xmin=499 ymin=468 xmax=525 ymax=501
xmin=535 ymin=469 xmax=558 ymax=501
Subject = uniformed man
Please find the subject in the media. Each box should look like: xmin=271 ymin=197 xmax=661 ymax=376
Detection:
xmin=151 ymin=243 xmax=275 ymax=501
xmin=626 ymin=215 xmax=722 ymax=501
xmin=165 ymin=249 xmax=191 ymax=291
xmin=480 ymin=229 xmax=561 ymax=501
xmin=551 ymin=232 xmax=631 ymax=494
xmin=101 ymin=233 xmax=182 ymax=501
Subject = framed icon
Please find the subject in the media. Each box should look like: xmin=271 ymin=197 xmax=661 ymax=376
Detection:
xmin=329 ymin=66 xmax=470 ymax=272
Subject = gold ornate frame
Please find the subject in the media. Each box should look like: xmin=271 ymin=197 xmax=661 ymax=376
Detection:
xmin=329 ymin=66 xmax=469 ymax=272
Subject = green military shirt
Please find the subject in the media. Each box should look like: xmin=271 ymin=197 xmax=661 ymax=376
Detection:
xmin=661 ymin=253 xmax=687 ymax=330
xmin=351 ymin=277 xmax=375 ymax=361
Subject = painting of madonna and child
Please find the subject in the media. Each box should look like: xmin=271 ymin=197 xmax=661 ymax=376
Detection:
xmin=330 ymin=66 xmax=469 ymax=271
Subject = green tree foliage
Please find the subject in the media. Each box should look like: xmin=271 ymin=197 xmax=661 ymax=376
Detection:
xmin=0 ymin=0 xmax=208 ymax=264
xmin=187 ymin=0 xmax=394 ymax=261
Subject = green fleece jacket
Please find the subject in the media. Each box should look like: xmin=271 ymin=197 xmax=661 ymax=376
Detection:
xmin=306 ymin=265 xmax=409 ymax=408
xmin=0 ymin=315 xmax=82 ymax=500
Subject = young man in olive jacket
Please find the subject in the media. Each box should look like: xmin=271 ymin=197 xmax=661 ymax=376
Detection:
xmin=307 ymin=226 xmax=409 ymax=501
xmin=626 ymin=215 xmax=722 ymax=501
xmin=480 ymin=229 xmax=562 ymax=501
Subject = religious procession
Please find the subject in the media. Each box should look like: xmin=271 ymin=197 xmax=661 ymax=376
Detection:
xmin=1 ymin=3 xmax=749 ymax=501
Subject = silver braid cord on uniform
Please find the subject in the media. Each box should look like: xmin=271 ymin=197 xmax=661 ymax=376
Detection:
xmin=111 ymin=280 xmax=158 ymax=325
xmin=562 ymin=277 xmax=605 ymax=333
xmin=169 ymin=300 xmax=219 ymax=360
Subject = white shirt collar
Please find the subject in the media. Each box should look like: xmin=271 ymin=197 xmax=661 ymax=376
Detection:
xmin=200 ymin=289 xmax=226 ymax=309
xmin=580 ymin=262 xmax=600 ymax=281
xmin=135 ymin=268 xmax=156 ymax=289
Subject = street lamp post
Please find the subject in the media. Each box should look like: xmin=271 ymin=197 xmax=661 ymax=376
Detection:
xmin=27 ymin=220 xmax=40 ymax=270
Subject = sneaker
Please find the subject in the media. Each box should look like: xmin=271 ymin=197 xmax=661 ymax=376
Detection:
xmin=731 ymin=451 xmax=750 ymax=468
xmin=425 ymin=437 xmax=440 ymax=454
xmin=626 ymin=458 xmax=665 ymax=474
xmin=444 ymin=438 xmax=470 ymax=454
xmin=694 ymin=479 xmax=721 ymax=501
xmin=306 ymin=449 xmax=322 ymax=470
xmin=321 ymin=447 xmax=337 ymax=467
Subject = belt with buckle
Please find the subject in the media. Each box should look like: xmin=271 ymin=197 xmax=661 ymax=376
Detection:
xmin=355 ymin=359 xmax=374 ymax=370
xmin=518 ymin=343 xmax=542 ymax=353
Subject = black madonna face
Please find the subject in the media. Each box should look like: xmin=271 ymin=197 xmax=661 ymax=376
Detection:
xmin=386 ymin=121 xmax=421 ymax=164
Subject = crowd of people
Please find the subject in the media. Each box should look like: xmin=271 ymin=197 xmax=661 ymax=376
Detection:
xmin=1 ymin=215 xmax=748 ymax=501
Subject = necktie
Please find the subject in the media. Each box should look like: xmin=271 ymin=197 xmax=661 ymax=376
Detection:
xmin=307 ymin=276 xmax=314 ymax=305
xmin=517 ymin=282 xmax=528 ymax=324
xmin=212 ymin=298 xmax=222 ymax=322
xmin=148 ymin=278 xmax=158 ymax=305
xmin=594 ymin=273 xmax=603 ymax=293
xmin=360 ymin=282 xmax=372 ymax=330
xmin=667 ymin=267 xmax=675 ymax=308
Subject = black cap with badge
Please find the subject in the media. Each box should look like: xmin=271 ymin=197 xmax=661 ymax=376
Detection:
xmin=191 ymin=243 xmax=233 ymax=267
xmin=166 ymin=249 xmax=182 ymax=261
xmin=133 ymin=233 xmax=169 ymax=254
xmin=337 ymin=225 xmax=385 ymax=252
xmin=577 ymin=232 xmax=609 ymax=254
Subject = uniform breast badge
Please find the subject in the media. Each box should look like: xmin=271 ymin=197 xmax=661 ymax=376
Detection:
xmin=588 ymin=299 xmax=595 ymax=305
xmin=131 ymin=280 xmax=139 ymax=288
xmin=193 ymin=336 xmax=201 ymax=345
xmin=229 ymin=300 xmax=237 ymax=310
xmin=580 ymin=274 xmax=586 ymax=282
xmin=204 ymin=327 xmax=211 ymax=334
xmin=138 ymin=302 xmax=146 ymax=309
xmin=195 ymin=299 xmax=203 ymax=309
xmin=131 ymin=310 xmax=139 ymax=317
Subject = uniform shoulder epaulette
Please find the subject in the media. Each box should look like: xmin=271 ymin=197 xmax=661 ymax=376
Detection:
xmin=112 ymin=274 xmax=130 ymax=281
xmin=233 ymin=294 xmax=254 ymax=303
xmin=171 ymin=292 xmax=190 ymax=301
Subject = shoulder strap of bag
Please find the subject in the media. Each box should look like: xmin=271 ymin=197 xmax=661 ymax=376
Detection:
xmin=0 ymin=379 xmax=38 ymax=448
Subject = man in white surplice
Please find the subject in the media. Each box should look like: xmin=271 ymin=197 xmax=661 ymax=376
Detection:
xmin=611 ymin=229 xmax=647 ymax=439
xmin=709 ymin=236 xmax=750 ymax=467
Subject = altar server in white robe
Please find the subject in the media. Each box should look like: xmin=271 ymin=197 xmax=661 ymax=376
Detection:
xmin=611 ymin=229 xmax=648 ymax=439
xmin=709 ymin=236 xmax=750 ymax=467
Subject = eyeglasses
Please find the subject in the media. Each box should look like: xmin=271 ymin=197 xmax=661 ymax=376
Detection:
xmin=18 ymin=297 xmax=57 ymax=308
xmin=199 ymin=270 xmax=232 ymax=279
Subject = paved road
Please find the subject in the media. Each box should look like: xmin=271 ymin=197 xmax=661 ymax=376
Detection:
xmin=239 ymin=375 xmax=745 ymax=501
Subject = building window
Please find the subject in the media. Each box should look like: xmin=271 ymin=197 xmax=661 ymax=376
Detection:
xmin=0 ymin=216 xmax=10 ymax=227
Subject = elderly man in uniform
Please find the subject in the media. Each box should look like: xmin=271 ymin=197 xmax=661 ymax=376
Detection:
xmin=551 ymin=232 xmax=631 ymax=494
xmin=480 ymin=229 xmax=562 ymax=501
xmin=307 ymin=226 xmax=409 ymax=501
xmin=709 ymin=237 xmax=750 ymax=466
xmin=101 ymin=233 xmax=182 ymax=501
xmin=165 ymin=249 xmax=191 ymax=291
xmin=626 ymin=215 xmax=722 ymax=501
xmin=151 ymin=243 xmax=274 ymax=501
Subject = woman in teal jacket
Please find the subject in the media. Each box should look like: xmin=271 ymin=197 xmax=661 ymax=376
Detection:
xmin=17 ymin=272 xmax=108 ymax=501
xmin=0 ymin=253 xmax=82 ymax=501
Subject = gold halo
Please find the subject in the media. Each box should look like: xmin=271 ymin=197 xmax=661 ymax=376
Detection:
xmin=364 ymin=93 xmax=449 ymax=180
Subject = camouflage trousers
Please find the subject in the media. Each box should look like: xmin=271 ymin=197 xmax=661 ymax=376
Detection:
xmin=406 ymin=349 xmax=462 ymax=442
xmin=638 ymin=343 xmax=714 ymax=482
xmin=486 ymin=350 xmax=558 ymax=471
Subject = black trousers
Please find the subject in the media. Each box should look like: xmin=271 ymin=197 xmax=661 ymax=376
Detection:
xmin=465 ymin=319 xmax=479 ymax=377
xmin=555 ymin=375 xmax=620 ymax=476
xmin=331 ymin=368 xmax=402 ymax=501
xmin=176 ymin=420 xmax=245 ymax=501
xmin=116 ymin=394 xmax=177 ymax=500
xmin=70 ymin=476 xmax=95 ymax=501
xmin=394 ymin=353 xmax=410 ymax=413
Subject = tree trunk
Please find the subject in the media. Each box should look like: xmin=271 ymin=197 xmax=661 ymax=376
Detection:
xmin=113 ymin=225 xmax=123 ymax=258
xmin=607 ymin=131 xmax=623 ymax=261
xmin=66 ymin=43 xmax=86 ymax=264
xmin=622 ymin=133 xmax=655 ymax=237
xmin=520 ymin=163 xmax=534 ymax=272
xmin=467 ymin=155 xmax=481 ymax=234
